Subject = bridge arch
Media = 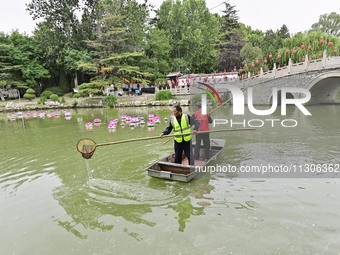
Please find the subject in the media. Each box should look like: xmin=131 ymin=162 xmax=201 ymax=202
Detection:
xmin=306 ymin=71 xmax=340 ymax=104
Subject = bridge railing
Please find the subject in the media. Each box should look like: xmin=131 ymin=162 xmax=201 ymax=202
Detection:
xmin=159 ymin=86 xmax=190 ymax=95
xmin=239 ymin=52 xmax=340 ymax=88
xmin=168 ymin=53 xmax=340 ymax=93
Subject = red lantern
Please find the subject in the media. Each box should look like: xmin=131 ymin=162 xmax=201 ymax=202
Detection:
xmin=251 ymin=63 xmax=255 ymax=68
xmin=301 ymin=44 xmax=305 ymax=49
xmin=277 ymin=54 xmax=281 ymax=59
xmin=285 ymin=49 xmax=289 ymax=54
xmin=269 ymin=54 xmax=272 ymax=59
xmin=302 ymin=57 xmax=305 ymax=62
xmin=244 ymin=63 xmax=248 ymax=68
xmin=255 ymin=59 xmax=259 ymax=65
xmin=264 ymin=59 xmax=268 ymax=64
xmin=334 ymin=49 xmax=337 ymax=54
xmin=239 ymin=68 xmax=243 ymax=73
xmin=293 ymin=49 xmax=297 ymax=54
xmin=308 ymin=45 xmax=312 ymax=50
xmin=318 ymin=53 xmax=322 ymax=58
xmin=320 ymin=39 xmax=324 ymax=45
xmin=309 ymin=57 xmax=312 ymax=61
xmin=329 ymin=41 xmax=333 ymax=47
xmin=233 ymin=68 xmax=237 ymax=72
xmin=258 ymin=71 xmax=260 ymax=75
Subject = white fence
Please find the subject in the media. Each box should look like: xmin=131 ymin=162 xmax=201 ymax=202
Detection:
xmin=241 ymin=52 xmax=340 ymax=87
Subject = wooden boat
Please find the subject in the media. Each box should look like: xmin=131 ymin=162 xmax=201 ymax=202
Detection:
xmin=146 ymin=139 xmax=225 ymax=182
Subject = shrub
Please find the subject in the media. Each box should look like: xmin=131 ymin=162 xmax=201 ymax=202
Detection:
xmin=50 ymin=94 xmax=59 ymax=102
xmin=72 ymin=93 xmax=80 ymax=98
xmin=155 ymin=91 xmax=172 ymax=100
xmin=104 ymin=95 xmax=117 ymax=108
xmin=23 ymin=93 xmax=35 ymax=100
xmin=38 ymin=96 xmax=47 ymax=105
xmin=24 ymin=88 xmax=36 ymax=100
xmin=72 ymin=100 xmax=78 ymax=107
xmin=78 ymin=88 xmax=102 ymax=97
xmin=41 ymin=90 xmax=53 ymax=99
xmin=45 ymin=87 xmax=64 ymax=96
xmin=26 ymin=88 xmax=35 ymax=94
xmin=59 ymin=97 xmax=65 ymax=104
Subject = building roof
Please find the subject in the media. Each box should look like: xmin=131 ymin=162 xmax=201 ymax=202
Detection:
xmin=166 ymin=72 xmax=182 ymax=78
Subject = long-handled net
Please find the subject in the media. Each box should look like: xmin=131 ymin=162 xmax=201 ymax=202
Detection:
xmin=76 ymin=128 xmax=255 ymax=159
xmin=77 ymin=138 xmax=97 ymax=159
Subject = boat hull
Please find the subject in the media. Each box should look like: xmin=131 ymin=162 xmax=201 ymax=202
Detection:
xmin=146 ymin=139 xmax=225 ymax=182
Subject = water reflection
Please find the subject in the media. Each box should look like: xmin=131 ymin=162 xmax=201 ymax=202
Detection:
xmin=168 ymin=178 xmax=215 ymax=232
xmin=52 ymin=166 xmax=218 ymax=237
xmin=53 ymin=175 xmax=159 ymax=239
xmin=169 ymin=198 xmax=204 ymax=232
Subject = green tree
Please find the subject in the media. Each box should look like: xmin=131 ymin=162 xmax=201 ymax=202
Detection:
xmin=156 ymin=0 xmax=220 ymax=73
xmin=277 ymin=31 xmax=340 ymax=66
xmin=78 ymin=0 xmax=153 ymax=94
xmin=0 ymin=33 xmax=24 ymax=89
xmin=61 ymin=49 xmax=92 ymax=88
xmin=311 ymin=12 xmax=340 ymax=36
xmin=257 ymin=25 xmax=290 ymax=67
xmin=240 ymin=42 xmax=263 ymax=70
xmin=144 ymin=28 xmax=172 ymax=77
xmin=240 ymin=24 xmax=265 ymax=48
xmin=26 ymin=0 xmax=98 ymax=89
xmin=218 ymin=2 xmax=244 ymax=72
xmin=0 ymin=32 xmax=49 ymax=93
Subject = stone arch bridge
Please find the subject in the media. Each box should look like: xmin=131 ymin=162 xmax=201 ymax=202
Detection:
xmin=191 ymin=53 xmax=340 ymax=105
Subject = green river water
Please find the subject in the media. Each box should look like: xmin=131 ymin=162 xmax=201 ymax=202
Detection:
xmin=1 ymin=105 xmax=340 ymax=254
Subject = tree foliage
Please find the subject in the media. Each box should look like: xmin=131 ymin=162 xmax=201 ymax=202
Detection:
xmin=0 ymin=32 xmax=49 ymax=91
xmin=218 ymin=2 xmax=244 ymax=72
xmin=0 ymin=1 xmax=338 ymax=96
xmin=311 ymin=12 xmax=340 ymax=36
xmin=156 ymin=0 xmax=220 ymax=73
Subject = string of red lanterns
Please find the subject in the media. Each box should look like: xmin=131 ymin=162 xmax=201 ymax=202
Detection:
xmin=239 ymin=39 xmax=337 ymax=72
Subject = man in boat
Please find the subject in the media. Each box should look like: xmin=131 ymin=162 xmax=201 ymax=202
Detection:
xmin=192 ymin=103 xmax=213 ymax=162
xmin=160 ymin=105 xmax=199 ymax=165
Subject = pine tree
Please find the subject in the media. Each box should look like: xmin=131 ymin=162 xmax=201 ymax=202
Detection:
xmin=218 ymin=2 xmax=244 ymax=72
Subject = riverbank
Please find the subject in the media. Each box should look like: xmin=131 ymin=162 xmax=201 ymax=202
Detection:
xmin=0 ymin=93 xmax=191 ymax=113
xmin=1 ymin=90 xmax=340 ymax=113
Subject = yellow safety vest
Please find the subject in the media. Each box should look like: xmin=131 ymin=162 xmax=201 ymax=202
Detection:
xmin=171 ymin=114 xmax=191 ymax=143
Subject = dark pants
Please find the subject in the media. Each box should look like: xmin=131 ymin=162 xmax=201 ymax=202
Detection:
xmin=174 ymin=140 xmax=194 ymax=165
xmin=194 ymin=133 xmax=210 ymax=160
